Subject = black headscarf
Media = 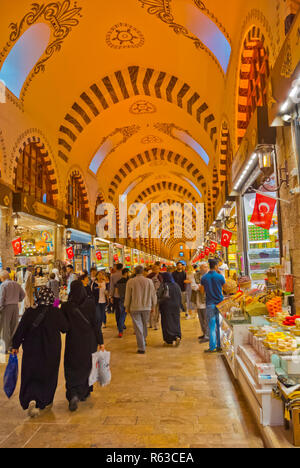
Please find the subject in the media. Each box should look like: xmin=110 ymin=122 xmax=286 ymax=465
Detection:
xmin=162 ymin=272 xmax=175 ymax=284
xmin=36 ymin=286 xmax=55 ymax=307
xmin=68 ymin=280 xmax=88 ymax=306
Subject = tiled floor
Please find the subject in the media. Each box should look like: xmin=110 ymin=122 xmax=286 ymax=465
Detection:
xmin=0 ymin=313 xmax=264 ymax=448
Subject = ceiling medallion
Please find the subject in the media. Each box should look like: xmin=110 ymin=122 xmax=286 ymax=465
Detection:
xmin=141 ymin=135 xmax=162 ymax=144
xmin=106 ymin=23 xmax=145 ymax=49
xmin=130 ymin=100 xmax=157 ymax=114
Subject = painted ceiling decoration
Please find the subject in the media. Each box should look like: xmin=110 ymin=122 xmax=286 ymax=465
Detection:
xmin=0 ymin=0 xmax=82 ymax=103
xmin=106 ymin=23 xmax=145 ymax=49
xmin=138 ymin=0 xmax=231 ymax=75
xmin=58 ymin=65 xmax=218 ymax=162
xmin=88 ymin=125 xmax=140 ymax=174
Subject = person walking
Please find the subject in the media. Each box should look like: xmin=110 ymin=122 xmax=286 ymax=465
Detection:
xmin=124 ymin=266 xmax=157 ymax=354
xmin=191 ymin=262 xmax=209 ymax=344
xmin=92 ymin=271 xmax=108 ymax=332
xmin=147 ymin=264 xmax=163 ymax=330
xmin=109 ymin=263 xmax=123 ymax=332
xmin=115 ymin=268 xmax=130 ymax=338
xmin=172 ymin=262 xmax=187 ymax=316
xmin=11 ymin=287 xmax=68 ymax=418
xmin=201 ymin=258 xmax=225 ymax=354
xmin=62 ymin=280 xmax=104 ymax=412
xmin=0 ymin=270 xmax=25 ymax=353
xmin=47 ymin=273 xmax=60 ymax=301
xmin=66 ymin=264 xmax=77 ymax=294
xmin=158 ymin=273 xmax=182 ymax=346
xmin=184 ymin=265 xmax=196 ymax=320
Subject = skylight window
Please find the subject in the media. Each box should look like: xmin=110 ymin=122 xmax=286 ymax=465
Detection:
xmin=173 ymin=3 xmax=231 ymax=73
xmin=0 ymin=23 xmax=51 ymax=98
xmin=174 ymin=129 xmax=210 ymax=165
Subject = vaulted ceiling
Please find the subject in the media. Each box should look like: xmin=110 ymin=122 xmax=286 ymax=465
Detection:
xmin=0 ymin=0 xmax=289 ymax=258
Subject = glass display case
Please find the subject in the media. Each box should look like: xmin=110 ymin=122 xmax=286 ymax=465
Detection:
xmin=244 ymin=193 xmax=280 ymax=286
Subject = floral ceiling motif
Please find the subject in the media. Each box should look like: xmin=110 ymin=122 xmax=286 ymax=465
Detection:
xmin=138 ymin=0 xmax=231 ymax=76
xmin=130 ymin=100 xmax=157 ymax=114
xmin=0 ymin=1 xmax=82 ymax=102
xmin=106 ymin=23 xmax=145 ymax=49
xmin=141 ymin=135 xmax=163 ymax=144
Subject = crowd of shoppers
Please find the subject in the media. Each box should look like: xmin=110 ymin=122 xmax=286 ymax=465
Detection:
xmin=0 ymin=255 xmax=229 ymax=418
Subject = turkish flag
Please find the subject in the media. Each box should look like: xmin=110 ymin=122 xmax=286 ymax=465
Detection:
xmin=12 ymin=237 xmax=22 ymax=255
xmin=205 ymin=247 xmax=210 ymax=256
xmin=96 ymin=251 xmax=102 ymax=261
xmin=250 ymin=193 xmax=277 ymax=230
xmin=66 ymin=246 xmax=74 ymax=260
xmin=210 ymin=241 xmax=218 ymax=253
xmin=221 ymin=230 xmax=233 ymax=248
xmin=200 ymin=251 xmax=205 ymax=259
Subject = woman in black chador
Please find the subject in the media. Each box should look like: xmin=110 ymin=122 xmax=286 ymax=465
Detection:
xmin=158 ymin=273 xmax=183 ymax=346
xmin=12 ymin=287 xmax=68 ymax=418
xmin=62 ymin=280 xmax=104 ymax=412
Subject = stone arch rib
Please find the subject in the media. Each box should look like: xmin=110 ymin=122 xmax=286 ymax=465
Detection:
xmin=58 ymin=66 xmax=218 ymax=162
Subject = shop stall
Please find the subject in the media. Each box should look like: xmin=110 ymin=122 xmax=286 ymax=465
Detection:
xmin=12 ymin=192 xmax=65 ymax=276
xmin=124 ymin=246 xmax=132 ymax=270
xmin=66 ymin=215 xmax=95 ymax=273
xmin=110 ymin=243 xmax=124 ymax=266
xmin=94 ymin=237 xmax=110 ymax=271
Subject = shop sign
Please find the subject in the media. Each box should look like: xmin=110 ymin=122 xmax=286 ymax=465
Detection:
xmin=13 ymin=193 xmax=65 ymax=225
xmin=67 ymin=215 xmax=95 ymax=235
xmin=0 ymin=182 xmax=12 ymax=209
xmin=268 ymin=11 xmax=300 ymax=124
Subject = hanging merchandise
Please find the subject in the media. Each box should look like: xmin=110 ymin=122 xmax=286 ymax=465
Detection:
xmin=210 ymin=241 xmax=218 ymax=253
xmin=250 ymin=193 xmax=277 ymax=231
xmin=221 ymin=230 xmax=233 ymax=248
xmin=205 ymin=247 xmax=210 ymax=256
xmin=200 ymin=251 xmax=205 ymax=259
xmin=66 ymin=246 xmax=74 ymax=260
xmin=113 ymin=254 xmax=119 ymax=263
xmin=96 ymin=251 xmax=102 ymax=261
xmin=12 ymin=237 xmax=22 ymax=255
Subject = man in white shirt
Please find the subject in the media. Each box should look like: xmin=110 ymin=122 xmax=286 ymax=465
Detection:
xmin=0 ymin=270 xmax=25 ymax=352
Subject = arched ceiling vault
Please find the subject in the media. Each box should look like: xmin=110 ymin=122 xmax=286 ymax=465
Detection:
xmin=0 ymin=0 xmax=266 ymax=257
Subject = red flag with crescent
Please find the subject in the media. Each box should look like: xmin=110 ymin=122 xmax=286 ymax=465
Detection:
xmin=96 ymin=251 xmax=102 ymax=261
xmin=205 ymin=247 xmax=210 ymax=256
xmin=66 ymin=246 xmax=74 ymax=260
xmin=210 ymin=241 xmax=218 ymax=253
xmin=221 ymin=230 xmax=233 ymax=248
xmin=200 ymin=251 xmax=205 ymax=259
xmin=12 ymin=237 xmax=22 ymax=255
xmin=250 ymin=193 xmax=277 ymax=230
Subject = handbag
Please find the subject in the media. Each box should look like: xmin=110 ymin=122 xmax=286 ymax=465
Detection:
xmin=3 ymin=354 xmax=18 ymax=398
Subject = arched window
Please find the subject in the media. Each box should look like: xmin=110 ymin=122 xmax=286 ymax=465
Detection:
xmin=15 ymin=143 xmax=55 ymax=206
xmin=237 ymin=28 xmax=270 ymax=146
xmin=0 ymin=23 xmax=50 ymax=98
xmin=67 ymin=173 xmax=90 ymax=222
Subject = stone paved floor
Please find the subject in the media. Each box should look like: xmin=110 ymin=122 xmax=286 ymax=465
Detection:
xmin=0 ymin=312 xmax=264 ymax=448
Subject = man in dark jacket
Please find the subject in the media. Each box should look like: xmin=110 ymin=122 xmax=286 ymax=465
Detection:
xmin=115 ymin=268 xmax=130 ymax=338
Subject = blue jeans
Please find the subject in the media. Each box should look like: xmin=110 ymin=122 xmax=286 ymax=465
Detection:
xmin=96 ymin=303 xmax=107 ymax=330
xmin=206 ymin=305 xmax=221 ymax=351
xmin=116 ymin=302 xmax=127 ymax=334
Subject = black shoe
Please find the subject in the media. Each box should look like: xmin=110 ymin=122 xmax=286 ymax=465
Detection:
xmin=216 ymin=347 xmax=223 ymax=353
xmin=198 ymin=335 xmax=205 ymax=340
xmin=199 ymin=338 xmax=209 ymax=344
xmin=204 ymin=349 xmax=217 ymax=354
xmin=137 ymin=350 xmax=146 ymax=354
xmin=69 ymin=396 xmax=79 ymax=412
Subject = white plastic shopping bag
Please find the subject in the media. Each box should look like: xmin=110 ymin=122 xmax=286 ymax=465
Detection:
xmin=98 ymin=350 xmax=111 ymax=387
xmin=89 ymin=351 xmax=101 ymax=387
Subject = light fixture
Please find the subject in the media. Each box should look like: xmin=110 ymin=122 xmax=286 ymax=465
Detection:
xmin=258 ymin=150 xmax=273 ymax=170
xmin=12 ymin=213 xmax=20 ymax=230
xmin=66 ymin=229 xmax=72 ymax=242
